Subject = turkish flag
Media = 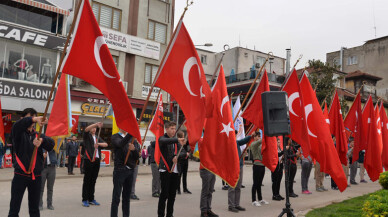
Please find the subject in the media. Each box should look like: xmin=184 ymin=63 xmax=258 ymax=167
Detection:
xmin=201 ymin=65 xmax=240 ymax=187
xmin=281 ymin=69 xmax=310 ymax=157
xmin=299 ymin=74 xmax=347 ymax=192
xmin=154 ymin=20 xmax=211 ymax=147
xmin=344 ymin=92 xmax=363 ymax=163
xmin=364 ymin=103 xmax=383 ymax=181
xmin=241 ymin=70 xmax=278 ymax=172
xmin=0 ymin=97 xmax=5 ymax=143
xmin=241 ymin=70 xmax=269 ymax=129
xmin=380 ymin=102 xmax=388 ymax=170
xmin=149 ymin=93 xmax=164 ymax=165
xmin=328 ymin=91 xmax=348 ymax=166
xmin=46 ymin=75 xmax=71 ymax=138
xmin=61 ymin=0 xmax=141 ymax=143
xmin=323 ymin=102 xmax=330 ymax=125
xmin=71 ymin=115 xmax=79 ymax=135
xmin=361 ymin=96 xmax=373 ymax=151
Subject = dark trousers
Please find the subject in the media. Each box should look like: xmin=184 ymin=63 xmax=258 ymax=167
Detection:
xmin=68 ymin=156 xmax=76 ymax=173
xmin=8 ymin=174 xmax=42 ymax=217
xmin=80 ymin=158 xmax=85 ymax=174
xmin=178 ymin=161 xmax=188 ymax=191
xmin=331 ymin=178 xmax=337 ymax=188
xmin=200 ymin=169 xmax=215 ymax=212
xmin=158 ymin=172 xmax=179 ymax=217
xmin=288 ymin=163 xmax=297 ymax=194
xmin=252 ymin=165 xmax=265 ymax=202
xmin=271 ymin=163 xmax=283 ymax=196
xmin=110 ymin=168 xmax=134 ymax=217
xmin=39 ymin=166 xmax=56 ymax=207
xmin=82 ymin=159 xmax=100 ymax=202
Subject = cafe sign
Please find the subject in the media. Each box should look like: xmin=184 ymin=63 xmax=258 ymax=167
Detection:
xmin=81 ymin=102 xmax=107 ymax=116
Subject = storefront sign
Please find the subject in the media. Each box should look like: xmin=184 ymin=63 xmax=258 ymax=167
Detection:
xmin=142 ymin=85 xmax=160 ymax=100
xmin=136 ymin=108 xmax=173 ymax=123
xmin=0 ymin=22 xmax=66 ymax=49
xmin=80 ymin=102 xmax=107 ymax=116
xmin=101 ymin=27 xmax=160 ymax=60
xmin=0 ymin=79 xmax=55 ymax=100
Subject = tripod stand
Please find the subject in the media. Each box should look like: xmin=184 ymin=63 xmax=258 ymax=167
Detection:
xmin=278 ymin=135 xmax=295 ymax=217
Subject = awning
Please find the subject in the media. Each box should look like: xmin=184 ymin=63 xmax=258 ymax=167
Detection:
xmin=11 ymin=0 xmax=70 ymax=16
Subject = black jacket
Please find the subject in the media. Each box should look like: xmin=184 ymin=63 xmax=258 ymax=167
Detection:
xmin=158 ymin=133 xmax=185 ymax=172
xmin=148 ymin=141 xmax=156 ymax=164
xmin=111 ymin=133 xmax=139 ymax=169
xmin=11 ymin=117 xmax=54 ymax=176
xmin=82 ymin=131 xmax=105 ymax=161
xmin=43 ymin=149 xmax=58 ymax=167
xmin=66 ymin=141 xmax=79 ymax=157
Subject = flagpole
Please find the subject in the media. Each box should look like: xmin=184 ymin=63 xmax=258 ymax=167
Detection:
xmin=27 ymin=0 xmax=82 ymax=173
xmin=238 ymin=123 xmax=256 ymax=160
xmin=291 ymin=54 xmax=303 ymax=72
xmin=140 ymin=89 xmax=162 ymax=150
xmin=233 ymin=52 xmax=273 ymax=123
xmin=93 ymin=99 xmax=110 ymax=160
xmin=209 ymin=53 xmax=225 ymax=86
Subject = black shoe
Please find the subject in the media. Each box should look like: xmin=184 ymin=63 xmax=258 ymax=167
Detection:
xmin=278 ymin=195 xmax=285 ymax=200
xmin=331 ymin=186 xmax=339 ymax=190
xmin=235 ymin=206 xmax=246 ymax=211
xmin=272 ymin=195 xmax=282 ymax=201
xmin=184 ymin=189 xmax=192 ymax=194
xmin=177 ymin=190 xmax=181 ymax=194
xmin=152 ymin=193 xmax=160 ymax=198
xmin=350 ymin=181 xmax=358 ymax=185
xmin=241 ymin=185 xmax=245 ymax=188
xmin=228 ymin=207 xmax=239 ymax=212
xmin=222 ymin=186 xmax=229 ymax=190
xmin=130 ymin=195 xmax=139 ymax=200
xmin=201 ymin=211 xmax=208 ymax=217
xmin=207 ymin=210 xmax=219 ymax=217
xmin=289 ymin=193 xmax=298 ymax=198
xmin=47 ymin=205 xmax=54 ymax=210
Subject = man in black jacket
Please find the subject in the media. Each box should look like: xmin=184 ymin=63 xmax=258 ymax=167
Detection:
xmin=81 ymin=122 xmax=108 ymax=207
xmin=8 ymin=108 xmax=54 ymax=217
xmin=110 ymin=128 xmax=139 ymax=217
xmin=157 ymin=122 xmax=185 ymax=217
xmin=177 ymin=141 xmax=191 ymax=194
xmin=66 ymin=135 xmax=79 ymax=175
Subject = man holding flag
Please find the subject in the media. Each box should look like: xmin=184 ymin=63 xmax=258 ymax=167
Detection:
xmin=81 ymin=122 xmax=108 ymax=207
xmin=110 ymin=128 xmax=139 ymax=217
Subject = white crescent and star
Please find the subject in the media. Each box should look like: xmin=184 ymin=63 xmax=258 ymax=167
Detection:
xmin=220 ymin=95 xmax=229 ymax=118
xmin=289 ymin=92 xmax=300 ymax=117
xmin=220 ymin=122 xmax=234 ymax=137
xmin=183 ymin=57 xmax=201 ymax=96
xmin=377 ymin=117 xmax=381 ymax=134
xmin=94 ymin=36 xmax=115 ymax=79
xmin=304 ymin=104 xmax=317 ymax=138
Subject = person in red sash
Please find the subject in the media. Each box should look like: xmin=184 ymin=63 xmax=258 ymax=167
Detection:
xmin=157 ymin=122 xmax=186 ymax=217
xmin=8 ymin=108 xmax=54 ymax=217
xmin=81 ymin=122 xmax=108 ymax=207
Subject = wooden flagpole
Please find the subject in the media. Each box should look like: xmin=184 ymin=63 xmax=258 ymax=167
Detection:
xmin=233 ymin=52 xmax=273 ymax=124
xmin=28 ymin=0 xmax=83 ymax=173
xmin=92 ymin=99 xmax=110 ymax=160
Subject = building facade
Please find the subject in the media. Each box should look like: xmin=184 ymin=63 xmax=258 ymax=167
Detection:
xmin=326 ymin=36 xmax=388 ymax=100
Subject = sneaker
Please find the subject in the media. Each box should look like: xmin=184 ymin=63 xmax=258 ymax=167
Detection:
xmin=207 ymin=210 xmax=219 ymax=217
xmin=259 ymin=200 xmax=269 ymax=205
xmin=322 ymin=187 xmax=329 ymax=191
xmin=302 ymin=190 xmax=312 ymax=194
xmin=331 ymin=186 xmax=339 ymax=190
xmin=89 ymin=200 xmax=100 ymax=206
xmin=235 ymin=206 xmax=246 ymax=211
xmin=47 ymin=205 xmax=54 ymax=210
xmin=152 ymin=193 xmax=160 ymax=198
xmin=228 ymin=207 xmax=239 ymax=212
xmin=82 ymin=201 xmax=89 ymax=207
xmin=222 ymin=185 xmax=229 ymax=190
xmin=360 ymin=179 xmax=368 ymax=183
xmin=252 ymin=201 xmax=261 ymax=207
xmin=316 ymin=187 xmax=324 ymax=192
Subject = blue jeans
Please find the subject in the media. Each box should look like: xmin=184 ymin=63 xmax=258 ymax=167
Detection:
xmin=57 ymin=150 xmax=66 ymax=167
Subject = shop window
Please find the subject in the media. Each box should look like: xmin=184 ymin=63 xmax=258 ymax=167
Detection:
xmin=112 ymin=55 xmax=119 ymax=69
xmin=201 ymin=55 xmax=207 ymax=65
xmin=144 ymin=64 xmax=158 ymax=84
xmin=92 ymin=2 xmax=121 ymax=31
xmin=148 ymin=20 xmax=167 ymax=44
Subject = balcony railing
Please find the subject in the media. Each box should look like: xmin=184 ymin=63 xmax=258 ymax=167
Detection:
xmin=225 ymin=71 xmax=285 ymax=85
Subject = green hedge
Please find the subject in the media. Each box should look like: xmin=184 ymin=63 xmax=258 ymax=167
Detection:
xmin=379 ymin=171 xmax=388 ymax=190
xmin=362 ymin=190 xmax=388 ymax=217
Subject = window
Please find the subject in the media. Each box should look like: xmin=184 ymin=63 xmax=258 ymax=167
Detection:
xmin=145 ymin=64 xmax=159 ymax=84
xmin=92 ymin=2 xmax=121 ymax=31
xmin=201 ymin=55 xmax=207 ymax=65
xmin=148 ymin=20 xmax=167 ymax=44
xmin=256 ymin=56 xmax=265 ymax=67
xmin=112 ymin=55 xmax=119 ymax=69
xmin=347 ymin=56 xmax=358 ymax=65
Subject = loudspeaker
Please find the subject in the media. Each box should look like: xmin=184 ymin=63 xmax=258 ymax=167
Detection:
xmin=261 ymin=91 xmax=290 ymax=136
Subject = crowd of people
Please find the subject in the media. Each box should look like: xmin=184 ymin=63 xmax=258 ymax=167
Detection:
xmin=4 ymin=108 xmax=374 ymax=217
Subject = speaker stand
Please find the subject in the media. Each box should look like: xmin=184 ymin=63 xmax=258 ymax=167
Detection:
xmin=278 ymin=135 xmax=296 ymax=217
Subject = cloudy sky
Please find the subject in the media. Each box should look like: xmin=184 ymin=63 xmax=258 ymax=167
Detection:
xmin=174 ymin=0 xmax=388 ymax=67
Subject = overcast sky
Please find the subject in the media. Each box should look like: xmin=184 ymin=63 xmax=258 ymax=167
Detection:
xmin=174 ymin=0 xmax=388 ymax=68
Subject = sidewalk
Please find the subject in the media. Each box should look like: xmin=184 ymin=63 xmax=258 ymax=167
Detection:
xmin=0 ymin=159 xmax=201 ymax=182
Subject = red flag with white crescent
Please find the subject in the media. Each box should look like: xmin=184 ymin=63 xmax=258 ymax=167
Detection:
xmin=344 ymin=92 xmax=363 ymax=163
xmin=299 ymin=74 xmax=347 ymax=192
xmin=149 ymin=93 xmax=164 ymax=165
xmin=60 ymin=0 xmax=141 ymax=143
xmin=153 ymin=20 xmax=212 ymax=147
xmin=71 ymin=115 xmax=79 ymax=135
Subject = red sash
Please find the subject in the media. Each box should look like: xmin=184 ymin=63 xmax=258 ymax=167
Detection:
xmin=86 ymin=136 xmax=98 ymax=162
xmin=15 ymin=134 xmax=38 ymax=180
xmin=161 ymin=143 xmax=177 ymax=173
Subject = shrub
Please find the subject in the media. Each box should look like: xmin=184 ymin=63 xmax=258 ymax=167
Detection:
xmin=379 ymin=171 xmax=388 ymax=190
xmin=362 ymin=190 xmax=388 ymax=217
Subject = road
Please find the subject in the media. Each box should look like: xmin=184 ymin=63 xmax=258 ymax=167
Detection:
xmin=0 ymin=161 xmax=380 ymax=217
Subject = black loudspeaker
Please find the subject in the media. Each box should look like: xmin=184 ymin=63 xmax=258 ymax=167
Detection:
xmin=261 ymin=91 xmax=290 ymax=137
